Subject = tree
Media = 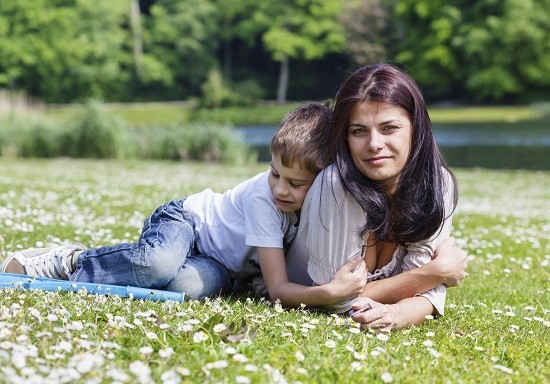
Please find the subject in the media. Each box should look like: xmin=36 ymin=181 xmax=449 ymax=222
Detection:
xmin=236 ymin=0 xmax=345 ymax=104
xmin=130 ymin=0 xmax=144 ymax=79
xmin=143 ymin=0 xmax=219 ymax=99
xmin=339 ymin=0 xmax=397 ymax=66
xmin=393 ymin=0 xmax=462 ymax=98
xmin=394 ymin=0 xmax=550 ymax=102
xmin=0 ymin=0 xmax=131 ymax=102
xmin=454 ymin=0 xmax=550 ymax=101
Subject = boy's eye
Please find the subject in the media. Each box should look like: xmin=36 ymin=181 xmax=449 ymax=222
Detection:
xmin=270 ymin=169 xmax=280 ymax=178
xmin=290 ymin=181 xmax=311 ymax=189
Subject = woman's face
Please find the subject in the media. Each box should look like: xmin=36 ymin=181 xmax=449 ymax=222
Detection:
xmin=347 ymin=101 xmax=412 ymax=193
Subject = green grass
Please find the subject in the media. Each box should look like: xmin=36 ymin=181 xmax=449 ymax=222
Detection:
xmin=45 ymin=102 xmax=303 ymax=127
xmin=0 ymin=159 xmax=549 ymax=383
xmin=427 ymin=105 xmax=535 ymax=123
xmin=44 ymin=102 xmax=538 ymax=126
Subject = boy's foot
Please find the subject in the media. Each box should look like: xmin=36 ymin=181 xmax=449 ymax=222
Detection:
xmin=1 ymin=244 xmax=86 ymax=280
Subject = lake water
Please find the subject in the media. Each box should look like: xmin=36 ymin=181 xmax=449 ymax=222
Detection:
xmin=236 ymin=120 xmax=550 ymax=170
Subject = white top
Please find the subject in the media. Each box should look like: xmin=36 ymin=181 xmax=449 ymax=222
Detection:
xmin=182 ymin=170 xmax=298 ymax=279
xmin=286 ymin=164 xmax=455 ymax=314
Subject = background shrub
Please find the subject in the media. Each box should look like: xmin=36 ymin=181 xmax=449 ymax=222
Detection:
xmin=61 ymin=101 xmax=122 ymax=158
xmin=0 ymin=101 xmax=257 ymax=164
xmin=0 ymin=116 xmax=61 ymax=158
xmin=120 ymin=122 xmax=256 ymax=164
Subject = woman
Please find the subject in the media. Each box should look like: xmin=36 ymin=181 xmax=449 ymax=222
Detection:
xmin=285 ymin=63 xmax=467 ymax=331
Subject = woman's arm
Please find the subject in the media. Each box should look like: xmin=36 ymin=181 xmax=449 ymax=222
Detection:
xmin=350 ymin=296 xmax=434 ymax=331
xmin=361 ymin=237 xmax=467 ymax=303
xmin=259 ymin=247 xmax=367 ymax=308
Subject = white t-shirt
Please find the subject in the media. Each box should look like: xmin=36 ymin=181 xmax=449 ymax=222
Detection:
xmin=286 ymin=164 xmax=455 ymax=314
xmin=182 ymin=170 xmax=298 ymax=279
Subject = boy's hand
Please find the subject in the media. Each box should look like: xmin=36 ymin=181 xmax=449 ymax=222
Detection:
xmin=430 ymin=237 xmax=468 ymax=287
xmin=329 ymin=256 xmax=367 ymax=302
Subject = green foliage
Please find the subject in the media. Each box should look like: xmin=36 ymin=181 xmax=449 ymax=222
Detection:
xmin=394 ymin=0 xmax=550 ymax=102
xmin=0 ymin=115 xmax=60 ymax=158
xmin=1 ymin=103 xmax=257 ymax=164
xmin=180 ymin=123 xmax=256 ymax=164
xmin=0 ymin=0 xmax=548 ymax=103
xmin=258 ymin=0 xmax=345 ymax=62
xmin=200 ymin=69 xmax=266 ymax=108
xmin=19 ymin=120 xmax=62 ymax=157
xmin=120 ymin=122 xmax=257 ymax=164
xmin=187 ymin=103 xmax=300 ymax=125
xmin=462 ymin=0 xmax=550 ymax=102
xmin=339 ymin=0 xmax=396 ymax=65
xmin=222 ymin=0 xmax=345 ymax=103
xmin=0 ymin=0 xmax=131 ymax=102
xmin=200 ymin=69 xmax=232 ymax=108
xmin=0 ymin=161 xmax=549 ymax=383
xmin=144 ymin=0 xmax=219 ymax=98
xmin=61 ymin=101 xmax=122 ymax=158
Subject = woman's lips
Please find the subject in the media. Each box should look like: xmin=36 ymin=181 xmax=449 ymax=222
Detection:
xmin=367 ymin=156 xmax=389 ymax=165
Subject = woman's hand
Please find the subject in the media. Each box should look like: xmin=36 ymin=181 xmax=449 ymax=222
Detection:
xmin=328 ymin=256 xmax=368 ymax=302
xmin=430 ymin=237 xmax=468 ymax=287
xmin=350 ymin=297 xmax=397 ymax=332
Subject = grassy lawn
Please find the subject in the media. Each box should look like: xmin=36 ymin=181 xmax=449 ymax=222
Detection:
xmin=44 ymin=102 xmax=538 ymax=126
xmin=0 ymin=159 xmax=548 ymax=383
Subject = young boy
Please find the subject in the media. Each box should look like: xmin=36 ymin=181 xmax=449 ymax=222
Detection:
xmin=3 ymin=103 xmax=367 ymax=306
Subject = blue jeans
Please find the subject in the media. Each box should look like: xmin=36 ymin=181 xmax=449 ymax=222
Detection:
xmin=70 ymin=199 xmax=235 ymax=299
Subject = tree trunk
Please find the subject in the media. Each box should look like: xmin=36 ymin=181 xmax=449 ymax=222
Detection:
xmin=276 ymin=55 xmax=289 ymax=105
xmin=223 ymin=38 xmax=232 ymax=83
xmin=130 ymin=0 xmax=143 ymax=79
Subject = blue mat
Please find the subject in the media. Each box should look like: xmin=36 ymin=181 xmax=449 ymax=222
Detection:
xmin=0 ymin=272 xmax=184 ymax=302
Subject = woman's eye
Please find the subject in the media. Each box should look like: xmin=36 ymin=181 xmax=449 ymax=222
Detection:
xmin=350 ymin=128 xmax=367 ymax=136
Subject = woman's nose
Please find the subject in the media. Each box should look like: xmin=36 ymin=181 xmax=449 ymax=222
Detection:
xmin=367 ymin=130 xmax=384 ymax=151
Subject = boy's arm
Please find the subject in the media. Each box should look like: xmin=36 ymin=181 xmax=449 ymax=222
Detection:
xmin=258 ymin=247 xmax=367 ymax=308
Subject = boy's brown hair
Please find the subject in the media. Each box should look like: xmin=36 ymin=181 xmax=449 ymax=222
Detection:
xmin=270 ymin=102 xmax=333 ymax=175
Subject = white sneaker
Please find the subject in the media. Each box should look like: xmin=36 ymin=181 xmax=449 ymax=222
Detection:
xmin=2 ymin=244 xmax=86 ymax=279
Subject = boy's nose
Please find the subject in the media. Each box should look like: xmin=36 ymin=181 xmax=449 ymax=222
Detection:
xmin=274 ymin=181 xmax=288 ymax=196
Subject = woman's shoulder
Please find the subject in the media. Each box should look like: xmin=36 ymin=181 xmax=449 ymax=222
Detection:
xmin=317 ymin=164 xmax=342 ymax=187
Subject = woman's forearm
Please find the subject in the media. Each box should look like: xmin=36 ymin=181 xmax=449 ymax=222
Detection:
xmin=350 ymin=296 xmax=434 ymax=331
xmin=388 ymin=297 xmax=435 ymax=329
xmin=362 ymin=237 xmax=467 ymax=303
xmin=361 ymin=265 xmax=444 ymax=303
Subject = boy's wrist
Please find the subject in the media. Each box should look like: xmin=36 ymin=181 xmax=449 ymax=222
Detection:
xmin=321 ymin=282 xmax=339 ymax=304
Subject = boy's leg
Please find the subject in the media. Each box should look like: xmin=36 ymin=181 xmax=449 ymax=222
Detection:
xmin=164 ymin=255 xmax=234 ymax=300
xmin=73 ymin=199 xmax=194 ymax=288
xmin=3 ymin=199 xmax=195 ymax=289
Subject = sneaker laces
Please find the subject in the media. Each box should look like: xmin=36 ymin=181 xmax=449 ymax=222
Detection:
xmin=22 ymin=246 xmax=77 ymax=279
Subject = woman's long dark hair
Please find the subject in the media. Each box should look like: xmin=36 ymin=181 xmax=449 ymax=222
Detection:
xmin=331 ymin=63 xmax=458 ymax=244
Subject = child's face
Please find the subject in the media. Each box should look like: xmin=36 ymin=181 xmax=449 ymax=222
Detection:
xmin=268 ymin=154 xmax=316 ymax=213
